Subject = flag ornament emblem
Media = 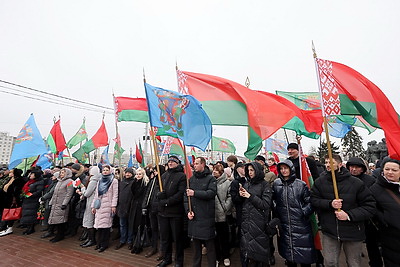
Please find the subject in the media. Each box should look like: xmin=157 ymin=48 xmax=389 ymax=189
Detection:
xmin=155 ymin=88 xmax=190 ymax=137
xmin=16 ymin=124 xmax=34 ymax=143
xmin=316 ymin=58 xmax=341 ymax=116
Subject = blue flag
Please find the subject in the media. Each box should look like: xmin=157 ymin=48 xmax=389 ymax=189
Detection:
xmin=265 ymin=138 xmax=288 ymax=154
xmin=100 ymin=145 xmax=110 ymax=165
xmin=144 ymin=83 xmax=212 ymax=151
xmin=326 ymin=116 xmax=354 ymax=138
xmin=9 ymin=114 xmax=48 ymax=169
xmin=127 ymin=152 xmax=133 ymax=168
xmin=36 ymin=152 xmax=53 ymax=170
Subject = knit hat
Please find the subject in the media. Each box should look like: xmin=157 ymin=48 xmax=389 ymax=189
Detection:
xmin=71 ymin=163 xmax=81 ymax=171
xmin=168 ymin=156 xmax=181 ymax=164
xmin=254 ymin=155 xmax=266 ymax=163
xmin=287 ymin=143 xmax=299 ymax=150
xmin=125 ymin=167 xmax=135 ymax=176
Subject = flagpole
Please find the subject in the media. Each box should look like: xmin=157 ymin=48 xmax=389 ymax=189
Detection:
xmin=312 ymin=41 xmax=340 ymax=204
xmin=182 ymin=144 xmax=192 ymax=213
xmin=143 ymin=70 xmax=163 ymax=191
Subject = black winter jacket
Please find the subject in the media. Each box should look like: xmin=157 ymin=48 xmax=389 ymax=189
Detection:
xmin=230 ymin=175 xmax=247 ymax=225
xmin=273 ymin=172 xmax=316 ymax=264
xmin=157 ymin=165 xmax=186 ymax=218
xmin=241 ymin=162 xmax=273 ymax=263
xmin=311 ymin=167 xmax=376 ymax=241
xmin=187 ymin=168 xmax=217 ymax=240
xmin=117 ymin=177 xmax=134 ymax=218
xmin=142 ymin=177 xmax=159 ymax=213
xmin=128 ymin=178 xmax=148 ymax=232
xmin=21 ymin=178 xmax=45 ymax=224
xmin=3 ymin=177 xmax=25 ymax=208
xmin=370 ymin=174 xmax=400 ymax=264
xmin=289 ymin=156 xmax=320 ymax=181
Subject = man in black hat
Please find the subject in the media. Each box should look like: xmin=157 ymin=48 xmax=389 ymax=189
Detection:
xmin=156 ymin=156 xmax=186 ymax=267
xmin=287 ymin=143 xmax=320 ymax=181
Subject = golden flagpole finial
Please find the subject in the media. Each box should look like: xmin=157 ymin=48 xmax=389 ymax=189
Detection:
xmin=312 ymin=40 xmax=318 ymax=59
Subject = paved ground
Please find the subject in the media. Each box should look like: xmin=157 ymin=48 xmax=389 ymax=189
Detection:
xmin=0 ymin=225 xmax=370 ymax=266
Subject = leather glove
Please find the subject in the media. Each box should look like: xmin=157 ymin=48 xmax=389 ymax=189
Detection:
xmin=61 ymin=205 xmax=67 ymax=210
xmin=142 ymin=209 xmax=147 ymax=215
xmin=157 ymin=191 xmax=167 ymax=200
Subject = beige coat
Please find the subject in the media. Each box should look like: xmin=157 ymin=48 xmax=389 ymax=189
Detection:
xmin=48 ymin=174 xmax=74 ymax=225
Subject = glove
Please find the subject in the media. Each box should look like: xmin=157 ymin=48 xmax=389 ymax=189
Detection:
xmin=142 ymin=209 xmax=147 ymax=215
xmin=157 ymin=191 xmax=167 ymax=200
xmin=159 ymin=199 xmax=168 ymax=207
xmin=61 ymin=205 xmax=67 ymax=210
xmin=39 ymin=197 xmax=44 ymax=204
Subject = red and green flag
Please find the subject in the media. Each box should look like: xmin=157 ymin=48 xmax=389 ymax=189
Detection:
xmin=72 ymin=120 xmax=108 ymax=163
xmin=136 ymin=142 xmax=145 ymax=167
xmin=113 ymin=134 xmax=125 ymax=161
xmin=67 ymin=121 xmax=88 ymax=149
xmin=276 ymin=91 xmax=376 ymax=134
xmin=316 ymin=58 xmax=400 ymax=159
xmin=211 ymin=136 xmax=236 ymax=154
xmin=47 ymin=119 xmax=67 ymax=155
xmin=177 ymin=70 xmax=322 ymax=159
xmin=114 ymin=96 xmax=149 ymax=123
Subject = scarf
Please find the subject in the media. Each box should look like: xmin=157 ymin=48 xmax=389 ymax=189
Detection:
xmin=3 ymin=177 xmax=15 ymax=193
xmin=98 ymin=173 xmax=114 ymax=196
xmin=21 ymin=179 xmax=36 ymax=198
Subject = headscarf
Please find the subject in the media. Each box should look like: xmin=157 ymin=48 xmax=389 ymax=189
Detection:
xmin=98 ymin=170 xmax=114 ymax=196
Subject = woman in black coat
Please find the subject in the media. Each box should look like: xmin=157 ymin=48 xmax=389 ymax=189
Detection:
xmin=20 ymin=169 xmax=45 ymax=235
xmin=272 ymin=160 xmax=316 ymax=267
xmin=128 ymin=167 xmax=149 ymax=254
xmin=240 ymin=162 xmax=273 ymax=266
xmin=370 ymin=158 xmax=400 ymax=267
xmin=0 ymin=168 xmax=25 ymax=236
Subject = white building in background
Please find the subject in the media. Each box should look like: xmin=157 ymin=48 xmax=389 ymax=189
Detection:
xmin=0 ymin=132 xmax=15 ymax=165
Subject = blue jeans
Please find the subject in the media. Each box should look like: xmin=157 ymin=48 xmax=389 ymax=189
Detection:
xmin=119 ymin=216 xmax=133 ymax=244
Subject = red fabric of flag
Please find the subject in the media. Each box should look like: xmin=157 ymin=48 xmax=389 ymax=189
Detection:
xmin=50 ymin=119 xmax=67 ymax=154
xmin=136 ymin=144 xmax=143 ymax=164
xmin=91 ymin=120 xmax=109 ymax=148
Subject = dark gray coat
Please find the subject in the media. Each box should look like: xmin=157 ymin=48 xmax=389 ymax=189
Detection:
xmin=187 ymin=168 xmax=217 ymax=240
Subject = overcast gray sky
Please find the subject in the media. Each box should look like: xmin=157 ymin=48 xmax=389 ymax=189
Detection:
xmin=0 ymin=1 xmax=398 ymax=156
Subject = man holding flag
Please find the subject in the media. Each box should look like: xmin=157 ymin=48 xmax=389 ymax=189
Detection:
xmin=311 ymin=154 xmax=376 ymax=267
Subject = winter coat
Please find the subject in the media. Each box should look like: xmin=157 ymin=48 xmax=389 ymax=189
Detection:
xmin=370 ymin=174 xmax=400 ymax=264
xmin=187 ymin=167 xmax=217 ymax=240
xmin=117 ymin=177 xmax=134 ymax=218
xmin=311 ymin=167 xmax=376 ymax=241
xmin=71 ymin=167 xmax=87 ymax=218
xmin=157 ymin=165 xmax=186 ymax=218
xmin=48 ymin=175 xmax=74 ymax=225
xmin=263 ymin=165 xmax=277 ymax=186
xmin=92 ymin=178 xmax=118 ymax=229
xmin=82 ymin=167 xmax=100 ymax=228
xmin=128 ymin=178 xmax=148 ymax=232
xmin=142 ymin=177 xmax=159 ymax=213
xmin=20 ymin=178 xmax=45 ymax=224
xmin=3 ymin=177 xmax=25 ymax=208
xmin=346 ymin=157 xmax=376 ymax=188
xmin=273 ymin=160 xmax=316 ymax=264
xmin=230 ymin=175 xmax=247 ymax=225
xmin=42 ymin=179 xmax=58 ymax=211
xmin=240 ymin=162 xmax=273 ymax=263
xmin=215 ymin=173 xmax=233 ymax=223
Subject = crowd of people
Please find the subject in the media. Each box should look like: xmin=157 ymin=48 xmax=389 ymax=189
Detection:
xmin=0 ymin=143 xmax=399 ymax=267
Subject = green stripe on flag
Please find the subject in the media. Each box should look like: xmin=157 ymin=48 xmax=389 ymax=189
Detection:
xmin=118 ymin=110 xmax=149 ymax=123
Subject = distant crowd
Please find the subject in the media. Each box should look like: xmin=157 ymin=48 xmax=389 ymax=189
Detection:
xmin=0 ymin=142 xmax=399 ymax=267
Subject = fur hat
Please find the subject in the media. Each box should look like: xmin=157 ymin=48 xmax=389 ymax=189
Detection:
xmin=71 ymin=163 xmax=81 ymax=171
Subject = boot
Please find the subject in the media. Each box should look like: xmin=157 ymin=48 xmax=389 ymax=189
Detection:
xmin=23 ymin=224 xmax=35 ymax=235
xmin=82 ymin=228 xmax=96 ymax=248
xmin=79 ymin=228 xmax=88 ymax=241
xmin=41 ymin=225 xmax=55 ymax=238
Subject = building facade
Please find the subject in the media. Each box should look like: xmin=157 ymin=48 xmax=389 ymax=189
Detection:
xmin=0 ymin=132 xmax=15 ymax=165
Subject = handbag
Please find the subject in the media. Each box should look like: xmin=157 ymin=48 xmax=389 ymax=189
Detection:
xmin=93 ymin=198 xmax=101 ymax=209
xmin=2 ymin=205 xmax=22 ymax=221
